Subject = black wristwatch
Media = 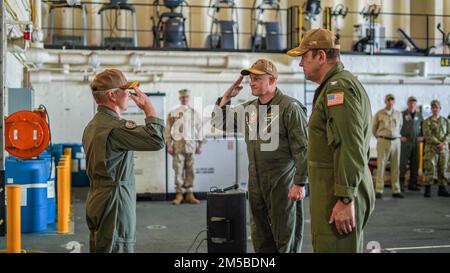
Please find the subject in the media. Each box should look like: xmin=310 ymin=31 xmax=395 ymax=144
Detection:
xmin=340 ymin=197 xmax=353 ymax=204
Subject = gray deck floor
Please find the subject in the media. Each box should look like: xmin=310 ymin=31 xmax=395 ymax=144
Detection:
xmin=1 ymin=186 xmax=450 ymax=253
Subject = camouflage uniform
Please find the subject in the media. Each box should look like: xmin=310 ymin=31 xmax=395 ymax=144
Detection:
xmin=166 ymin=105 xmax=204 ymax=193
xmin=423 ymin=116 xmax=450 ymax=186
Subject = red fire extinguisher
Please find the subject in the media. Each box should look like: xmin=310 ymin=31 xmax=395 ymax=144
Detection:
xmin=23 ymin=24 xmax=32 ymax=41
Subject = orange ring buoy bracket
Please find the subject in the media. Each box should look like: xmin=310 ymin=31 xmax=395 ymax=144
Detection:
xmin=4 ymin=110 xmax=50 ymax=160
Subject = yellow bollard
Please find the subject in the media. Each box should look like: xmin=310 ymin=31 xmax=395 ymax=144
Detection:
xmin=61 ymin=152 xmax=72 ymax=198
xmin=59 ymin=156 xmax=71 ymax=207
xmin=57 ymin=166 xmax=69 ymax=234
xmin=419 ymin=142 xmax=424 ymax=175
xmin=63 ymin=148 xmax=72 ymax=176
xmin=6 ymin=185 xmax=21 ymax=253
xmin=58 ymin=158 xmax=69 ymax=211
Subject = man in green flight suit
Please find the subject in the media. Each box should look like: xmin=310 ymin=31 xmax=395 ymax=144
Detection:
xmin=288 ymin=28 xmax=375 ymax=253
xmin=422 ymin=99 xmax=450 ymax=198
xmin=83 ymin=69 xmax=165 ymax=252
xmin=399 ymin=96 xmax=423 ymax=192
xmin=211 ymin=59 xmax=308 ymax=253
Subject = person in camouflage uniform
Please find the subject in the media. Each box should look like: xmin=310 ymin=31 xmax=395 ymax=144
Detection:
xmin=166 ymin=89 xmax=204 ymax=205
xmin=422 ymin=99 xmax=450 ymax=197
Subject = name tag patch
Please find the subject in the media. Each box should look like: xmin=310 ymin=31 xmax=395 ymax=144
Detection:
xmin=327 ymin=92 xmax=344 ymax=107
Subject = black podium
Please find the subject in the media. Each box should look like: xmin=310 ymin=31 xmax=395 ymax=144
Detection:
xmin=207 ymin=190 xmax=247 ymax=253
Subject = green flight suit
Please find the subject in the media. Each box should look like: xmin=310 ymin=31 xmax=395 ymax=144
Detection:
xmin=399 ymin=110 xmax=423 ymax=188
xmin=82 ymin=106 xmax=165 ymax=253
xmin=423 ymin=116 xmax=450 ymax=186
xmin=212 ymin=89 xmax=308 ymax=253
xmin=307 ymin=63 xmax=375 ymax=253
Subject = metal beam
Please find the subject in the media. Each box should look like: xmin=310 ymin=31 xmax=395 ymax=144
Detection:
xmin=1 ymin=0 xmax=6 ymax=237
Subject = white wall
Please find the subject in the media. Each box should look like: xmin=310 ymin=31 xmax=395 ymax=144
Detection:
xmin=32 ymin=82 xmax=95 ymax=143
xmin=31 ymin=78 xmax=450 ymax=144
xmin=5 ymin=53 xmax=24 ymax=88
xmin=5 ymin=53 xmax=25 ymax=115
xmin=30 ymin=52 xmax=450 ymax=144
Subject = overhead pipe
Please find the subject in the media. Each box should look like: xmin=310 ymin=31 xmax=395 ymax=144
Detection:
xmin=25 ymin=48 xmax=251 ymax=69
xmin=29 ymin=69 xmax=450 ymax=85
xmin=30 ymin=71 xmax=155 ymax=84
xmin=31 ymin=0 xmax=44 ymax=48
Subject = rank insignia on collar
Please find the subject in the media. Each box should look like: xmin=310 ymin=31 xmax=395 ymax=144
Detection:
xmin=125 ymin=120 xmax=137 ymax=129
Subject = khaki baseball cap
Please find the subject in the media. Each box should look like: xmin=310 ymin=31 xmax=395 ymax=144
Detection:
xmin=241 ymin=59 xmax=278 ymax=78
xmin=431 ymin=99 xmax=441 ymax=108
xmin=179 ymin=89 xmax=190 ymax=97
xmin=287 ymin=28 xmax=340 ymax=57
xmin=90 ymin=69 xmax=136 ymax=91
xmin=407 ymin=96 xmax=417 ymax=102
xmin=385 ymin=94 xmax=395 ymax=101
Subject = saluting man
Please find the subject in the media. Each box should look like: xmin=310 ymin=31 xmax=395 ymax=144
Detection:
xmin=83 ymin=69 xmax=165 ymax=253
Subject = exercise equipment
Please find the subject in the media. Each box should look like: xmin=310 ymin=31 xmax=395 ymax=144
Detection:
xmin=206 ymin=0 xmax=239 ymax=50
xmin=251 ymin=0 xmax=282 ymax=51
xmin=98 ymin=0 xmax=138 ymax=48
xmin=47 ymin=0 xmax=87 ymax=47
xmin=152 ymin=0 xmax=189 ymax=49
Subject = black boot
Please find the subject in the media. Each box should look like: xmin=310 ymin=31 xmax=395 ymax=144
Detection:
xmin=400 ymin=178 xmax=405 ymax=192
xmin=438 ymin=186 xmax=450 ymax=197
xmin=408 ymin=184 xmax=420 ymax=191
xmin=424 ymin=185 xmax=431 ymax=198
xmin=392 ymin=193 xmax=405 ymax=198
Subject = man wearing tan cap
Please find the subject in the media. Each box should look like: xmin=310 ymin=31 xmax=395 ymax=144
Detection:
xmin=422 ymin=99 xmax=450 ymax=197
xmin=373 ymin=94 xmax=404 ymax=199
xmin=83 ymin=69 xmax=165 ymax=252
xmin=287 ymin=28 xmax=374 ymax=253
xmin=211 ymin=59 xmax=308 ymax=253
xmin=399 ymin=96 xmax=424 ymax=192
xmin=166 ymin=89 xmax=204 ymax=205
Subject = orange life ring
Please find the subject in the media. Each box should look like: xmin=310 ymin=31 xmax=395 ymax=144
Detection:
xmin=4 ymin=110 xmax=50 ymax=159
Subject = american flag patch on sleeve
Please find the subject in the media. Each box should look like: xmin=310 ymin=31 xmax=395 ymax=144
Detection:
xmin=327 ymin=92 xmax=345 ymax=107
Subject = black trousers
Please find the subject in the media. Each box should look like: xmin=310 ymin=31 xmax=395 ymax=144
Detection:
xmin=400 ymin=141 xmax=419 ymax=187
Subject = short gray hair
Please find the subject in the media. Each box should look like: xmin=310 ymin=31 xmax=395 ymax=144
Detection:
xmin=92 ymin=88 xmax=120 ymax=104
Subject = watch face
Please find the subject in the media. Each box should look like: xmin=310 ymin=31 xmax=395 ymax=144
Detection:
xmin=341 ymin=197 xmax=351 ymax=204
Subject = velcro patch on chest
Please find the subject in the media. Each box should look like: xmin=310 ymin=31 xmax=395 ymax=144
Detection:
xmin=327 ymin=92 xmax=345 ymax=107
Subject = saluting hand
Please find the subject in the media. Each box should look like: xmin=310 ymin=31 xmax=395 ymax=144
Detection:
xmin=130 ymin=86 xmax=156 ymax=118
xmin=329 ymin=200 xmax=356 ymax=235
xmin=219 ymin=76 xmax=244 ymax=107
